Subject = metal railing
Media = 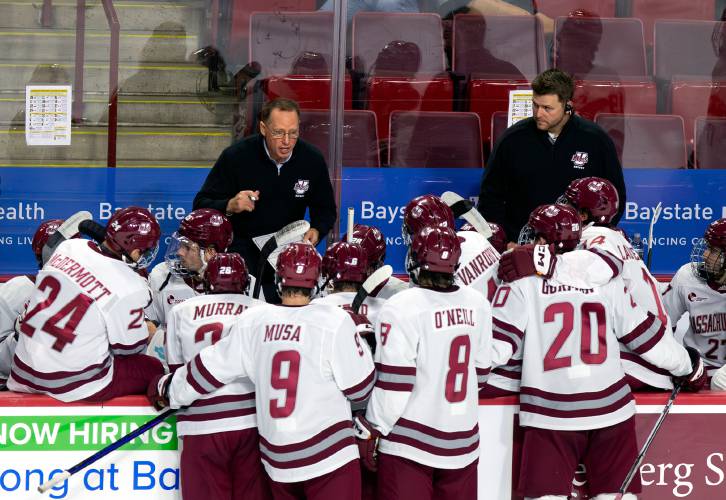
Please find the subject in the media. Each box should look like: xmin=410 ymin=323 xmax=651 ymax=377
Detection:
xmin=70 ymin=0 xmax=120 ymax=168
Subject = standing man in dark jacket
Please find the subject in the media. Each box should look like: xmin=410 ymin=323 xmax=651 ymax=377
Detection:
xmin=477 ymin=68 xmax=626 ymax=247
xmin=193 ymin=97 xmax=337 ymax=301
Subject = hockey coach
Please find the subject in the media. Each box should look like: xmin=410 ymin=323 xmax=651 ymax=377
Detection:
xmin=193 ymin=97 xmax=337 ymax=302
xmin=477 ymin=68 xmax=626 ymax=248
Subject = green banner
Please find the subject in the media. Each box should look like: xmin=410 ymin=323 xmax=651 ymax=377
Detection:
xmin=0 ymin=415 xmax=177 ymax=451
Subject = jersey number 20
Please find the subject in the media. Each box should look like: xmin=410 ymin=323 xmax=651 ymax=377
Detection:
xmin=544 ymin=302 xmax=607 ymax=371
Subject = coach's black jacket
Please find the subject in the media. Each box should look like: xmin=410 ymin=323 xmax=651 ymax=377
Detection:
xmin=193 ymin=134 xmax=337 ymax=282
xmin=477 ymin=114 xmax=626 ymax=242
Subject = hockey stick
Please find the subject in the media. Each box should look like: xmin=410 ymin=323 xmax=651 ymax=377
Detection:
xmin=79 ymin=219 xmax=107 ymax=243
xmin=645 ymin=202 xmax=662 ymax=271
xmin=38 ymin=408 xmax=177 ymax=494
xmin=41 ymin=210 xmax=93 ymax=266
xmin=347 ymin=207 xmax=355 ymax=242
xmin=252 ymin=220 xmax=311 ymax=299
xmin=441 ymin=191 xmax=493 ymax=239
xmin=352 ymin=265 xmax=393 ymax=314
xmin=615 ymin=380 xmax=683 ymax=499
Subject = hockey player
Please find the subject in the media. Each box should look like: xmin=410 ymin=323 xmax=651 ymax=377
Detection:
xmin=664 ymin=218 xmax=726 ymax=388
xmin=355 ymin=225 xmax=493 ymax=500
xmin=160 ymin=252 xmax=270 ymax=500
xmin=344 ymin=223 xmax=409 ymax=298
xmin=151 ymin=242 xmax=376 ymax=500
xmin=317 ymin=241 xmax=385 ymax=319
xmin=0 ymin=220 xmax=66 ymax=384
xmin=490 ymin=204 xmax=705 ymax=500
xmin=401 ymin=194 xmax=500 ymax=302
xmin=146 ymin=208 xmax=233 ymax=363
xmin=558 ymin=176 xmax=675 ymax=390
xmin=314 ymin=241 xmax=379 ymax=500
xmin=8 ymin=207 xmax=164 ymax=402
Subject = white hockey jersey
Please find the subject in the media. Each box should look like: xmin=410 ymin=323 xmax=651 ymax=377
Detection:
xmin=145 ymin=262 xmax=201 ymax=365
xmin=146 ymin=263 xmax=201 ymax=324
xmin=663 ymin=264 xmax=726 ymax=376
xmin=0 ymin=276 xmax=35 ymax=379
xmin=168 ymin=302 xmax=375 ymax=483
xmin=455 ymin=230 xmax=500 ymax=301
xmin=370 ymin=275 xmax=409 ymax=300
xmin=8 ymin=239 xmax=152 ymax=401
xmin=491 ymin=274 xmax=692 ymax=431
xmin=166 ymin=292 xmax=263 ymax=436
xmin=581 ymin=225 xmax=675 ymax=389
xmin=486 ymin=247 xmax=624 ymax=394
xmin=312 ymin=291 xmax=386 ymax=325
xmin=365 ymin=285 xmax=492 ymax=469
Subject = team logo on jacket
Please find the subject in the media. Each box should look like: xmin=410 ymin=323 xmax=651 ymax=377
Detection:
xmin=688 ymin=292 xmax=707 ymax=302
xmin=293 ymin=179 xmax=310 ymax=197
xmin=571 ymin=151 xmax=589 ymax=169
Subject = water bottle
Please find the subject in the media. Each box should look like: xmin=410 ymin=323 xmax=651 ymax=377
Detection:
xmin=631 ymin=232 xmax=644 ymax=260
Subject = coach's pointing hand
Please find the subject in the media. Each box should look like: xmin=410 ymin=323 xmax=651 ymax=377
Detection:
xmin=226 ymin=190 xmax=259 ymax=215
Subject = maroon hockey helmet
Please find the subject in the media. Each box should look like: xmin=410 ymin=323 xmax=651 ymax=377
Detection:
xmin=520 ymin=204 xmax=581 ymax=252
xmin=705 ymin=218 xmax=726 ymax=249
xmin=204 ymin=252 xmax=250 ymax=294
xmin=561 ymin=176 xmax=619 ymax=224
xmin=276 ymin=242 xmax=322 ymax=290
xmin=31 ymin=219 xmax=63 ymax=261
xmin=105 ymin=206 xmax=161 ymax=269
xmin=692 ymin=218 xmax=726 ymax=283
xmin=402 ymin=194 xmax=455 ymax=244
xmin=179 ymin=208 xmax=233 ymax=251
xmin=322 ymin=241 xmax=368 ymax=284
xmin=407 ymin=225 xmax=462 ymax=281
xmin=343 ymin=224 xmax=386 ymax=270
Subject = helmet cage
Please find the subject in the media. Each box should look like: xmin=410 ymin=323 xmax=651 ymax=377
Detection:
xmin=132 ymin=242 xmax=160 ymax=270
xmin=691 ymin=238 xmax=726 ymax=283
xmin=164 ymin=232 xmax=207 ymax=277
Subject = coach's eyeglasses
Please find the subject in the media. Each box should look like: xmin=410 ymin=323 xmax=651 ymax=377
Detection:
xmin=269 ymin=129 xmax=299 ymax=140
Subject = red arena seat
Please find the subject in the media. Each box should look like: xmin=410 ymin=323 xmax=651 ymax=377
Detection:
xmin=228 ymin=0 xmax=317 ymax=61
xmin=595 ymin=113 xmax=687 ymax=168
xmin=453 ymin=14 xmax=546 ymax=81
xmin=250 ymin=12 xmax=352 ymax=109
xmin=573 ymin=80 xmax=657 ymax=121
xmin=299 ymin=110 xmax=380 ymax=167
xmin=654 ymin=20 xmax=725 ymax=84
xmin=536 ymin=0 xmax=616 ymax=20
xmin=694 ymin=116 xmax=726 ymax=168
xmin=671 ymin=80 xmax=726 ymax=145
xmin=554 ymin=16 xmax=648 ymax=80
xmin=352 ymin=12 xmax=453 ymax=140
xmin=388 ymin=111 xmax=482 ymax=168
xmin=453 ymin=14 xmax=545 ymax=147
xmin=631 ymin=0 xmax=715 ymax=47
xmin=490 ymin=110 xmax=509 ymax=152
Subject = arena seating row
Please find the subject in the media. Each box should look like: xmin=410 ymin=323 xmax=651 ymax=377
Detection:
xmin=300 ymin=109 xmax=726 ymax=169
xmin=245 ymin=10 xmax=726 ymax=167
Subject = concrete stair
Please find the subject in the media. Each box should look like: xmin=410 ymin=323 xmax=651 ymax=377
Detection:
xmin=0 ymin=93 xmax=235 ymax=127
xmin=0 ymin=29 xmax=199 ymax=63
xmin=0 ymin=125 xmax=231 ymax=162
xmin=0 ymin=0 xmax=203 ymax=32
xmin=0 ymin=61 xmax=209 ymax=94
xmin=0 ymin=0 xmax=240 ymax=167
